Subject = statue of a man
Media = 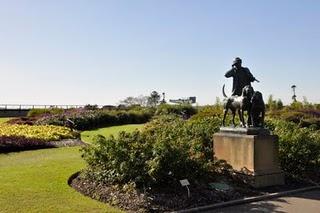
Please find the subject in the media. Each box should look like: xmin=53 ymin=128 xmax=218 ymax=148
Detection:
xmin=225 ymin=57 xmax=258 ymax=96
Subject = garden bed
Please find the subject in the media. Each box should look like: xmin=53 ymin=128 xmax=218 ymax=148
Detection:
xmin=0 ymin=123 xmax=81 ymax=153
xmin=69 ymin=172 xmax=314 ymax=212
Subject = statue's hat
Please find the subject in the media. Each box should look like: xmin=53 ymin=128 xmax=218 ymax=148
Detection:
xmin=232 ymin=57 xmax=242 ymax=65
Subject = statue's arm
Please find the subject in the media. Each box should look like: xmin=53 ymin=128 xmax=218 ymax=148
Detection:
xmin=246 ymin=68 xmax=256 ymax=82
xmin=225 ymin=69 xmax=234 ymax=78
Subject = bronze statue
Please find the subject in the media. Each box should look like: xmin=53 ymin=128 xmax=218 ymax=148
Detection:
xmin=222 ymin=57 xmax=264 ymax=128
xmin=225 ymin=57 xmax=259 ymax=96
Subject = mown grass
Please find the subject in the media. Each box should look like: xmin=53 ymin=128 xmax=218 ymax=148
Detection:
xmin=0 ymin=124 xmax=141 ymax=212
xmin=0 ymin=147 xmax=121 ymax=213
xmin=81 ymin=124 xmax=144 ymax=143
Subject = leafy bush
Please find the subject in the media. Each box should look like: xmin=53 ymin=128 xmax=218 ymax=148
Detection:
xmin=266 ymin=119 xmax=320 ymax=179
xmin=155 ymin=104 xmax=197 ymax=118
xmin=81 ymin=132 xmax=152 ymax=184
xmin=81 ymin=115 xmax=221 ymax=187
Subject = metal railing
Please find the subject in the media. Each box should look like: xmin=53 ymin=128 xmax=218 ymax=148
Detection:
xmin=0 ymin=104 xmax=90 ymax=110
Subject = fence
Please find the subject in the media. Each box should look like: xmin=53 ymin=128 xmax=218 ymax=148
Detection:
xmin=0 ymin=104 xmax=94 ymax=110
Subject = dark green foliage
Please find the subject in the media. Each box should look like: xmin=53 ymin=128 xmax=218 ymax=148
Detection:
xmin=81 ymin=115 xmax=221 ymax=186
xmin=155 ymin=104 xmax=197 ymax=117
xmin=266 ymin=119 xmax=320 ymax=179
xmin=81 ymin=133 xmax=152 ymax=184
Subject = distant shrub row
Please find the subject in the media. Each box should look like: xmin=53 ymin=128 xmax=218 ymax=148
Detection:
xmin=268 ymin=108 xmax=320 ymax=130
xmin=155 ymin=104 xmax=197 ymax=118
xmin=27 ymin=108 xmax=65 ymax=117
xmin=35 ymin=109 xmax=154 ymax=130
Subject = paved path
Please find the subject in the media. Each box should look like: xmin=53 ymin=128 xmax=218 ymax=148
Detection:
xmin=212 ymin=189 xmax=320 ymax=213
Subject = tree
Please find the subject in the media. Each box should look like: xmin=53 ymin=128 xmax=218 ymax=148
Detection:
xmin=267 ymin=95 xmax=276 ymax=111
xmin=147 ymin=91 xmax=161 ymax=107
xmin=120 ymin=95 xmax=148 ymax=107
xmin=276 ymin=99 xmax=284 ymax=110
xmin=214 ymin=97 xmax=222 ymax=107
xmin=120 ymin=96 xmax=136 ymax=106
xmin=302 ymin=96 xmax=313 ymax=108
xmin=135 ymin=95 xmax=149 ymax=106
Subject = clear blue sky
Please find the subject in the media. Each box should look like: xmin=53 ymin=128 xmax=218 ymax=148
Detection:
xmin=1 ymin=0 xmax=319 ymax=105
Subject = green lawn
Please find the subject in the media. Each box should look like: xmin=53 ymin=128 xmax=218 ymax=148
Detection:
xmin=0 ymin=124 xmax=144 ymax=212
xmin=81 ymin=124 xmax=144 ymax=143
xmin=0 ymin=117 xmax=12 ymax=123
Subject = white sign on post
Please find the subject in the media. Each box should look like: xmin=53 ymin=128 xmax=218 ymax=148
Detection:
xmin=179 ymin=179 xmax=190 ymax=186
xmin=180 ymin=179 xmax=191 ymax=198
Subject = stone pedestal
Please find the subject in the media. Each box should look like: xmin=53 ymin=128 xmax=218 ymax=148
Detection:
xmin=213 ymin=127 xmax=284 ymax=188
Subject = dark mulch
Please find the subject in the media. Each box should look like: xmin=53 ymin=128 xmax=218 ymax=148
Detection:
xmin=0 ymin=137 xmax=85 ymax=153
xmin=70 ymin=172 xmax=315 ymax=213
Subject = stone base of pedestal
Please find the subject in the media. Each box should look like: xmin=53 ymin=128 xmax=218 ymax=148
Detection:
xmin=213 ymin=127 xmax=284 ymax=188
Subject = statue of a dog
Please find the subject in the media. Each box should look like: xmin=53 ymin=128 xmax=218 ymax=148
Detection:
xmin=222 ymin=85 xmax=254 ymax=127
xmin=250 ymin=91 xmax=265 ymax=127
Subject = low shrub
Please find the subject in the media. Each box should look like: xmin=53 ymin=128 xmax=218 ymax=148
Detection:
xmin=81 ymin=115 xmax=221 ymax=187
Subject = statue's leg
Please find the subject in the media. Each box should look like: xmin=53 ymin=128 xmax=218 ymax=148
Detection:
xmin=247 ymin=109 xmax=252 ymax=127
xmin=238 ymin=109 xmax=244 ymax=127
xmin=223 ymin=109 xmax=228 ymax=126
xmin=252 ymin=112 xmax=258 ymax=127
xmin=251 ymin=111 xmax=255 ymax=127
